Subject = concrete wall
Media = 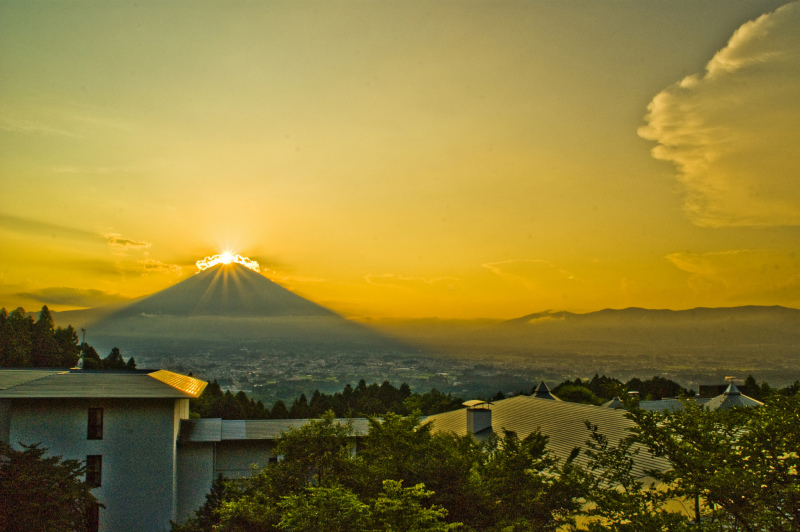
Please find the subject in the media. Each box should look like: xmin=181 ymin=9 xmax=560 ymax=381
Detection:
xmin=176 ymin=442 xmax=215 ymax=522
xmin=8 ymin=397 xmax=183 ymax=532
xmin=214 ymin=440 xmax=275 ymax=479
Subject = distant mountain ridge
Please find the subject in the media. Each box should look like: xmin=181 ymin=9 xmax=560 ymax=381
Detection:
xmin=504 ymin=305 xmax=800 ymax=326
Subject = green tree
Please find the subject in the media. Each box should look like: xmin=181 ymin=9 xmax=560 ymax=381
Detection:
xmin=0 ymin=442 xmax=100 ymax=532
xmin=171 ymin=474 xmax=230 ymax=532
xmin=477 ymin=429 xmax=582 ymax=531
xmin=627 ymin=394 xmax=800 ymax=531
xmin=81 ymin=345 xmax=102 ymax=370
xmin=576 ymin=422 xmax=687 ymax=532
xmin=272 ymin=411 xmax=358 ymax=489
xmin=278 ymin=485 xmax=370 ymax=532
xmin=370 ymin=480 xmax=460 ymax=532
xmin=31 ymin=305 xmax=59 ymax=367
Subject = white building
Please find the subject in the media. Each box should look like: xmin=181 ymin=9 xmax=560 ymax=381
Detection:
xmin=0 ymin=367 xmax=369 ymax=531
xmin=0 ymin=368 xmax=207 ymax=532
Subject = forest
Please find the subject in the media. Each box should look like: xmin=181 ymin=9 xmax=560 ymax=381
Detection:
xmin=0 ymin=306 xmax=135 ymax=370
xmin=173 ymin=390 xmax=800 ymax=532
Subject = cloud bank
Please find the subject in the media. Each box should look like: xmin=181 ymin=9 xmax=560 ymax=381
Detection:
xmin=666 ymin=249 xmax=800 ymax=303
xmin=639 ymin=2 xmax=800 ymax=227
xmin=137 ymin=259 xmax=182 ymax=276
xmin=104 ymin=233 xmax=151 ymax=249
xmin=17 ymin=287 xmax=132 ymax=308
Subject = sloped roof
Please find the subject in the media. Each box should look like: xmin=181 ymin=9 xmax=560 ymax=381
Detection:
xmin=179 ymin=417 xmax=371 ymax=442
xmin=532 ymin=381 xmax=561 ymax=401
xmin=0 ymin=369 xmax=207 ymax=399
xmin=704 ymin=383 xmax=763 ymax=410
xmin=602 ymin=396 xmax=623 ymax=409
xmin=638 ymin=398 xmax=687 ymax=412
xmin=424 ymin=394 xmax=670 ymax=479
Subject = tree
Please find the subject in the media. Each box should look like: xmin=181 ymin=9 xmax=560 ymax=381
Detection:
xmin=81 ymin=345 xmax=103 ymax=370
xmin=171 ymin=474 xmax=230 ymax=532
xmin=0 ymin=442 xmax=100 ymax=532
xmin=278 ymin=485 xmax=370 ymax=532
xmin=31 ymin=305 xmax=59 ymax=367
xmin=576 ymin=422 xmax=687 ymax=532
xmin=370 ymin=480 xmax=460 ymax=532
xmin=476 ymin=429 xmax=582 ymax=531
xmin=626 ymin=394 xmax=800 ymax=531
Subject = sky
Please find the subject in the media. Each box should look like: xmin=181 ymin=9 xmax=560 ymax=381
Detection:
xmin=1 ymin=0 xmax=798 ymax=319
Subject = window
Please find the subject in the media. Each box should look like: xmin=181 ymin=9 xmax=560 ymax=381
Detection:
xmin=87 ymin=408 xmax=103 ymax=440
xmin=86 ymin=503 xmax=100 ymax=532
xmin=86 ymin=455 xmax=102 ymax=487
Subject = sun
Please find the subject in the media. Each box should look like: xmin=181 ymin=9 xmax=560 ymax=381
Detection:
xmin=196 ymin=252 xmax=260 ymax=272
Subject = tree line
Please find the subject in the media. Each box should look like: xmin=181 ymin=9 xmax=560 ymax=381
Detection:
xmin=191 ymin=373 xmax=708 ymax=421
xmin=191 ymin=379 xmax=464 ymax=420
xmin=0 ymin=306 xmax=135 ymax=370
xmin=174 ymin=389 xmax=800 ymax=532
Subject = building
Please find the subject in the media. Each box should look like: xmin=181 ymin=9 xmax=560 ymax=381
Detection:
xmin=0 ymin=368 xmax=206 ymax=532
xmin=0 ymin=367 xmax=370 ymax=531
xmin=424 ymin=394 xmax=671 ymax=480
xmin=175 ymin=417 xmax=370 ymax=521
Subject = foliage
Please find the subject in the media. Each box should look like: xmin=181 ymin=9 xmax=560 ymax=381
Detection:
xmin=0 ymin=306 xmax=82 ymax=368
xmin=0 ymin=442 xmax=100 ymax=532
xmin=575 ymin=422 xmax=687 ymax=532
xmin=278 ymin=485 xmax=370 ymax=532
xmin=476 ymin=429 xmax=583 ymax=531
xmin=191 ymin=379 xmax=463 ymax=420
xmin=171 ymin=474 xmax=230 ymax=532
xmin=81 ymin=345 xmax=137 ymax=370
xmin=626 ymin=393 xmax=800 ymax=531
xmin=177 ymin=382 xmax=800 ymax=532
xmin=552 ymin=374 xmax=690 ymax=404
xmin=182 ymin=411 xmax=584 ymax=532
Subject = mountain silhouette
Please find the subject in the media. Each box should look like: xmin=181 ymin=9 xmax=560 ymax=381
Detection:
xmin=79 ymin=264 xmax=403 ymax=354
xmin=110 ymin=263 xmax=335 ymax=318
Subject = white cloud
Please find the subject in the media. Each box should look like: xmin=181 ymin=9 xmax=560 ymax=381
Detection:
xmin=481 ymin=259 xmax=574 ymax=289
xmin=639 ymin=2 xmax=800 ymax=227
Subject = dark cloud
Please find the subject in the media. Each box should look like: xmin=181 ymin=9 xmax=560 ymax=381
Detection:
xmin=17 ymin=287 xmax=132 ymax=308
xmin=104 ymin=233 xmax=151 ymax=248
xmin=0 ymin=213 xmax=102 ymax=242
xmin=136 ymin=259 xmax=182 ymax=275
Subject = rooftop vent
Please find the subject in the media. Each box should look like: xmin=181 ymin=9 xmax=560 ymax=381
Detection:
xmin=463 ymin=400 xmax=492 ymax=434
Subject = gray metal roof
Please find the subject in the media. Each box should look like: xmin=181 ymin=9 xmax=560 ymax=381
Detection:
xmin=704 ymin=383 xmax=763 ymax=410
xmin=179 ymin=417 xmax=372 ymax=442
xmin=532 ymin=381 xmax=561 ymax=401
xmin=602 ymin=396 xmax=623 ymax=409
xmin=638 ymin=398 xmax=687 ymax=412
xmin=0 ymin=369 xmax=64 ymax=390
xmin=424 ymin=394 xmax=670 ymax=479
xmin=0 ymin=369 xmax=207 ymax=399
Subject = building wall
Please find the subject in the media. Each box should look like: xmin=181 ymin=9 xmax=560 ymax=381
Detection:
xmin=174 ymin=439 xmax=276 ymax=524
xmin=214 ymin=439 xmax=275 ymax=479
xmin=8 ymin=397 xmax=184 ymax=532
xmin=176 ymin=442 xmax=215 ymax=522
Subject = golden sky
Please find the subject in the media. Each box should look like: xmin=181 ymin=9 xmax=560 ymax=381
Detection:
xmin=1 ymin=1 xmax=799 ymax=319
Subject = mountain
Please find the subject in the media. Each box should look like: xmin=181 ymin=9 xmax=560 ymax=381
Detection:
xmin=369 ymin=306 xmax=800 ymax=380
xmin=68 ymin=264 xmax=404 ymax=354
xmin=107 ymin=263 xmax=336 ymax=318
xmin=499 ymin=306 xmax=800 ymax=348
